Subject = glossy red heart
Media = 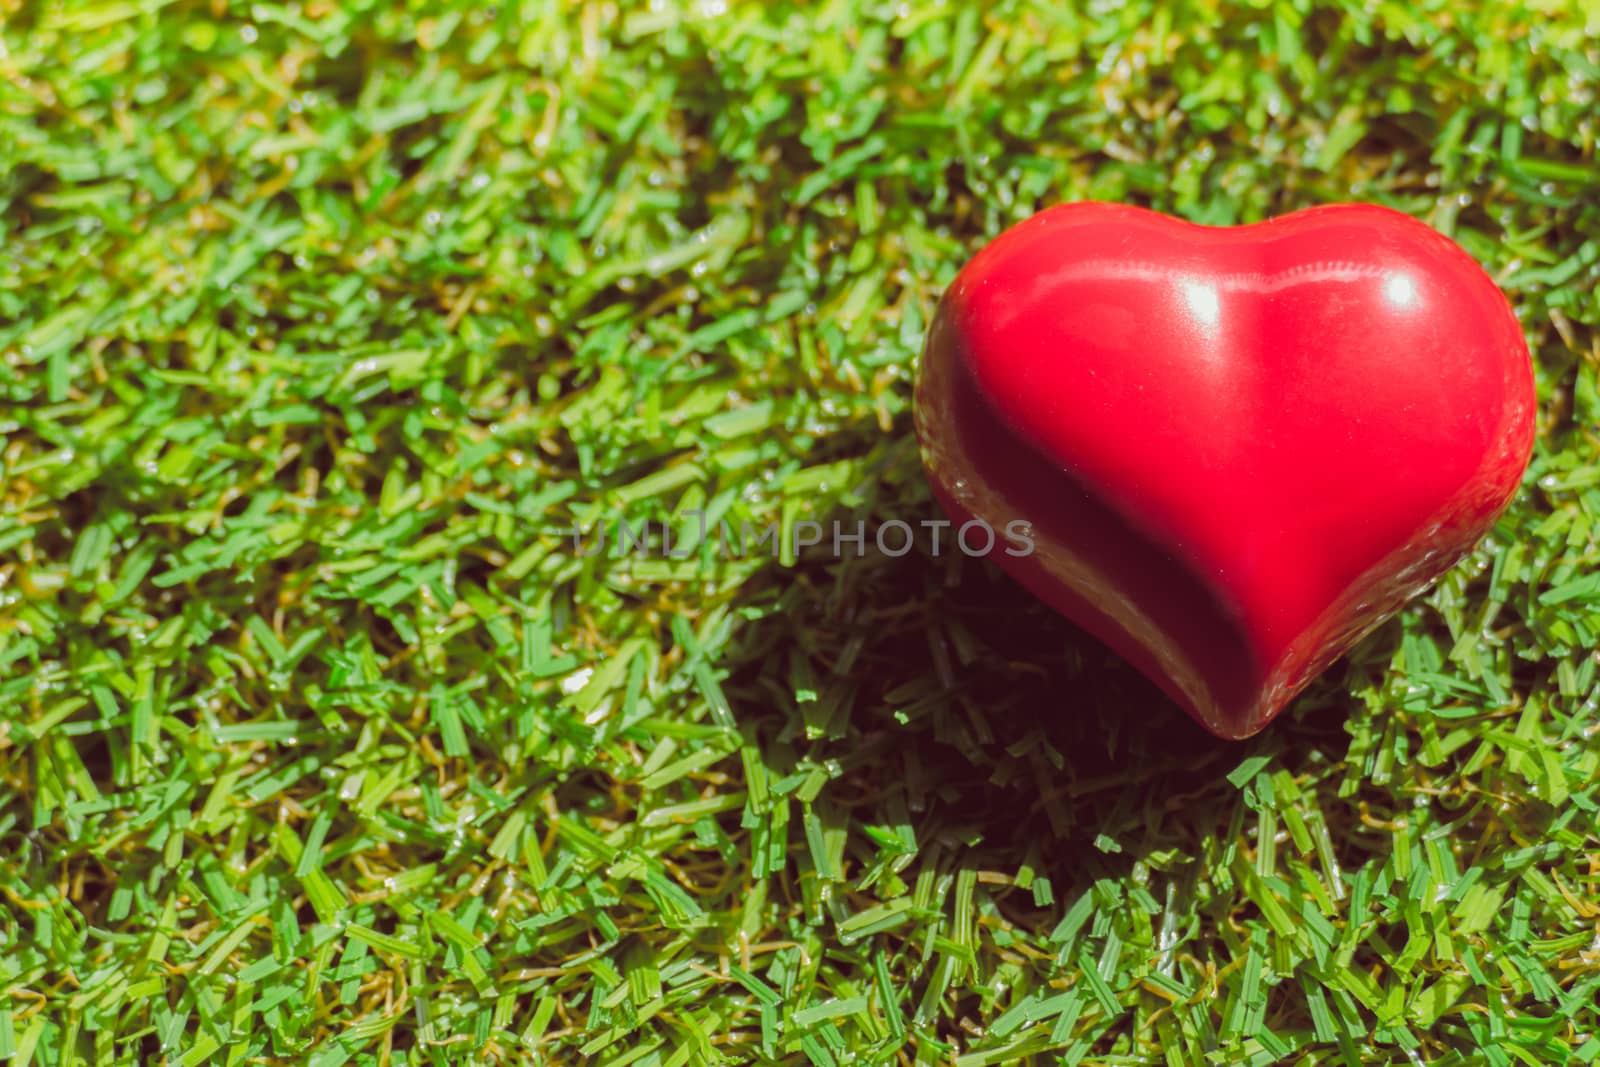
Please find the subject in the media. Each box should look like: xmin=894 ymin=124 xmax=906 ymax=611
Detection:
xmin=915 ymin=202 xmax=1536 ymax=739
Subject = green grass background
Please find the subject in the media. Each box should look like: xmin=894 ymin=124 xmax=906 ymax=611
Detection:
xmin=4 ymin=0 xmax=1600 ymax=1064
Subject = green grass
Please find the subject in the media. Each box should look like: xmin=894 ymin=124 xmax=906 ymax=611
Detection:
xmin=3 ymin=0 xmax=1600 ymax=1064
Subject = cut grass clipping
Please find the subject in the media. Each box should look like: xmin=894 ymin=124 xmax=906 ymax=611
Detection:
xmin=3 ymin=1 xmax=1600 ymax=1065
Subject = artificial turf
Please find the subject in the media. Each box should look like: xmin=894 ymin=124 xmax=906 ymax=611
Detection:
xmin=2 ymin=0 xmax=1599 ymax=1064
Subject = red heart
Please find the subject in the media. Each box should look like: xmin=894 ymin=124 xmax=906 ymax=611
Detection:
xmin=915 ymin=203 xmax=1536 ymax=739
